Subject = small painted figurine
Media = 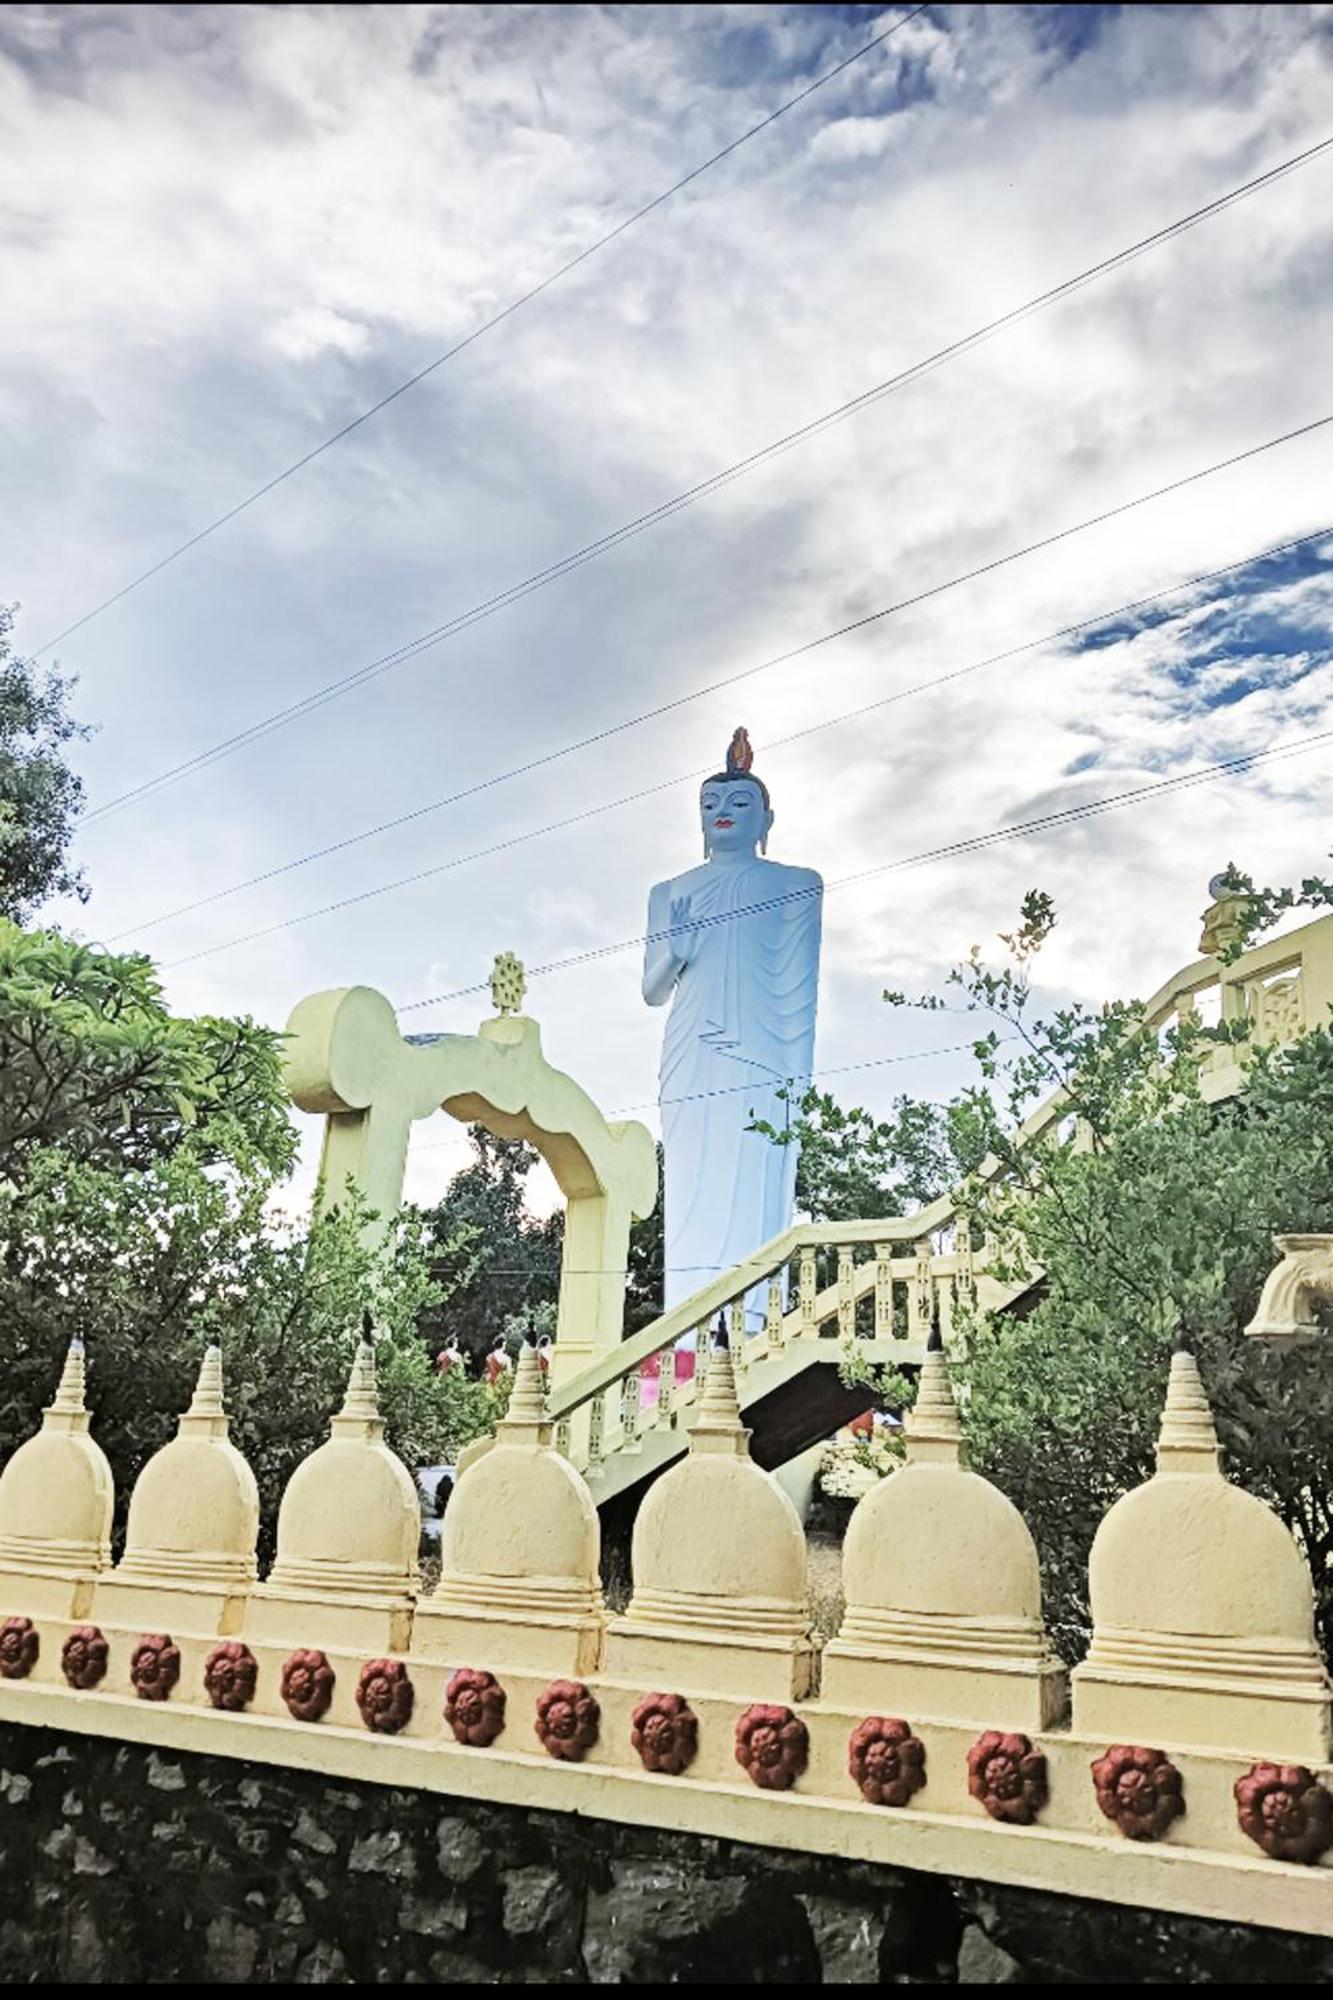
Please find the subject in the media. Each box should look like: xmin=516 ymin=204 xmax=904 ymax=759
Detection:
xmin=483 ymin=1337 xmax=513 ymax=1387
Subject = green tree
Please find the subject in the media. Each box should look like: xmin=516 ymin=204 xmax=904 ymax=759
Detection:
xmin=0 ymin=605 xmax=90 ymax=920
xmin=0 ymin=920 xmax=294 ymax=1185
xmin=964 ymin=1022 xmax=1333 ymax=1663
xmin=0 ymin=922 xmax=495 ymax=1549
xmin=753 ymin=1086 xmax=988 ymax=1222
xmin=624 ymin=1142 xmax=664 ymax=1333
xmin=417 ymin=1135 xmax=666 ymax=1353
xmin=416 ymin=1128 xmax=563 ymax=1362
xmin=780 ymin=894 xmax=1333 ymax=1663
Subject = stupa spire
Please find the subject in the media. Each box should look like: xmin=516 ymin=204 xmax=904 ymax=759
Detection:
xmin=689 ymin=1335 xmax=749 ymax=1458
xmin=43 ymin=1336 xmax=92 ymax=1437
xmin=49 ymin=1337 xmax=87 ymax=1417
xmin=904 ymin=1326 xmax=964 ymax=1466
xmin=179 ymin=1343 xmax=229 ymax=1438
xmin=1155 ymin=1342 xmax=1221 ymax=1474
xmin=497 ymin=1344 xmax=552 ymax=1447
xmin=330 ymin=1338 xmax=385 ymax=1440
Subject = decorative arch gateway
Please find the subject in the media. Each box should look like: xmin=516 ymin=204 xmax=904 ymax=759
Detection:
xmin=282 ymin=957 xmax=657 ymax=1388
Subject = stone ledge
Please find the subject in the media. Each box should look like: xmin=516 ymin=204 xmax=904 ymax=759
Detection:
xmin=1 ymin=1680 xmax=1328 ymax=1941
xmin=2 ymin=1718 xmax=1331 ymax=1985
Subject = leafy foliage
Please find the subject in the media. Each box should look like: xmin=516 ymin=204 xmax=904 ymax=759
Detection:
xmin=417 ymin=1128 xmax=563 ymax=1362
xmin=1211 ymin=859 xmax=1333 ymax=960
xmin=751 ymin=1085 xmax=989 ymax=1223
xmin=962 ymin=1016 xmax=1333 ymax=1663
xmin=624 ymin=1142 xmax=666 ymax=1334
xmin=0 ymin=925 xmax=496 ymax=1550
xmin=417 ymin=1131 xmax=667 ymax=1353
xmin=0 ymin=605 xmax=90 ymax=920
xmin=0 ymin=920 xmax=295 ymax=1183
xmin=805 ymin=890 xmax=1333 ymax=1663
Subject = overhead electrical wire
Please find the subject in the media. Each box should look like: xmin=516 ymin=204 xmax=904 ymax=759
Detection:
xmin=120 ymin=508 xmax=1333 ymax=947
xmin=82 ymin=126 xmax=1333 ymax=828
xmin=145 ymin=410 xmax=1333 ymax=965
xmin=396 ymin=728 xmax=1333 ymax=1017
xmin=34 ymin=8 xmax=927 ymax=659
xmin=409 ymin=1035 xmax=1011 ymax=1158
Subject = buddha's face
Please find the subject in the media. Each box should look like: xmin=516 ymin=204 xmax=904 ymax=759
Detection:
xmin=699 ymin=775 xmax=772 ymax=856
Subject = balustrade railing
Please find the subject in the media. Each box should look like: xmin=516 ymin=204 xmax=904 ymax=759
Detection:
xmin=549 ymin=1211 xmax=987 ymax=1478
xmin=549 ymin=910 xmax=1333 ymax=1481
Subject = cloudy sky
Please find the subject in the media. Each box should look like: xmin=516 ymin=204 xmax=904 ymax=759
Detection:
xmin=4 ymin=1 xmax=1333 ymax=1214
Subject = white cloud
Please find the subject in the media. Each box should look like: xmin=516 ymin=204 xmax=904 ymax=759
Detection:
xmin=3 ymin=0 xmax=1333 ymax=1210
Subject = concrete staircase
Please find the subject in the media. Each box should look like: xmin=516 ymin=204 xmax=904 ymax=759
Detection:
xmin=548 ymin=905 xmax=1333 ymax=1506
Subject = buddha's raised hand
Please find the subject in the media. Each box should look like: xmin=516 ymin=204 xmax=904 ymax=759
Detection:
xmin=668 ymin=894 xmax=696 ymax=962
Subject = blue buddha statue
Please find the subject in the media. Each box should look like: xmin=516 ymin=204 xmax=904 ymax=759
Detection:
xmin=643 ymin=729 xmax=823 ymax=1314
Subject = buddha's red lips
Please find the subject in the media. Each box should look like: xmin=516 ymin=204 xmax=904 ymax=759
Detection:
xmin=714 ymin=817 xmax=734 ymax=828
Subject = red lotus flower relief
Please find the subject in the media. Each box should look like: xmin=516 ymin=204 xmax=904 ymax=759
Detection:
xmin=204 ymin=1641 xmax=258 ymax=1714
xmin=357 ymin=1657 xmax=414 ymax=1736
xmin=130 ymin=1632 xmax=180 ymax=1703
xmin=443 ymin=1667 xmax=506 ymax=1748
xmin=967 ymin=1730 xmax=1048 ymax=1826
xmin=0 ymin=1615 xmax=38 ymax=1680
xmin=281 ymin=1648 xmax=335 ymax=1723
xmin=848 ymin=1716 xmax=927 ymax=1808
xmin=534 ymin=1679 xmax=600 ymax=1762
xmin=61 ymin=1625 xmax=108 ymax=1691
xmin=1091 ymin=1745 xmax=1184 ymax=1842
xmin=735 ymin=1703 xmax=809 ymax=1792
xmin=631 ymin=1692 xmax=699 ymax=1777
xmin=1235 ymin=1762 xmax=1333 ymax=1864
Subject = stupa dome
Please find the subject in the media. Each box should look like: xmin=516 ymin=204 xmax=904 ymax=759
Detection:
xmin=628 ymin=1344 xmax=806 ymax=1612
xmin=1089 ymin=1347 xmax=1315 ymax=1642
xmin=268 ymin=1342 xmax=419 ymax=1598
xmin=0 ymin=1340 xmax=113 ymax=1573
xmin=117 ymin=1347 xmax=258 ymax=1584
xmin=443 ymin=1346 xmax=599 ymax=1590
xmin=841 ymin=1342 xmax=1042 ymax=1626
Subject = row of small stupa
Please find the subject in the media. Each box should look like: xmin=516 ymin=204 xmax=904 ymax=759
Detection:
xmin=0 ymin=1322 xmax=1327 ymax=1866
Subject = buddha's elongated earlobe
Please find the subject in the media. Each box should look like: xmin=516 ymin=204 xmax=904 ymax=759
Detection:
xmin=760 ymin=831 xmax=768 ymax=856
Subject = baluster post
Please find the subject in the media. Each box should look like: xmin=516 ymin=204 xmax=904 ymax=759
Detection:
xmin=586 ymin=1389 xmax=606 ymax=1478
xmin=620 ymin=1368 xmax=642 ymax=1453
xmin=954 ymin=1219 xmax=975 ymax=1312
xmin=836 ymin=1245 xmax=855 ymax=1338
xmin=908 ymin=1241 xmax=933 ymax=1343
xmin=875 ymin=1240 xmax=894 ymax=1338
xmin=799 ymin=1247 xmax=817 ymax=1335
xmin=657 ymin=1344 xmax=675 ymax=1425
xmin=766 ymin=1276 xmax=783 ymax=1351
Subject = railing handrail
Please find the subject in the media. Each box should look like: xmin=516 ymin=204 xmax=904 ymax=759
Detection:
xmin=1140 ymin=908 xmax=1328 ymax=1027
xmin=550 ymin=912 xmax=1333 ymax=1422
xmin=549 ymin=1218 xmax=854 ymax=1420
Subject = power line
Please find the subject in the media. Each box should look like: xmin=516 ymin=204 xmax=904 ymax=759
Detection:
xmin=119 ymin=510 xmax=1333 ymax=946
xmin=151 ymin=411 xmax=1333 ymax=967
xmin=34 ymin=9 xmax=927 ymax=661
xmin=399 ymin=727 xmax=1333 ymax=1014
xmin=83 ymin=126 xmax=1333 ymax=828
xmin=409 ymin=1034 xmax=1002 ymax=1154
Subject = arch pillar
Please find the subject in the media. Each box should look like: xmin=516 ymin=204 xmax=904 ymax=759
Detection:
xmin=283 ymin=985 xmax=657 ymax=1377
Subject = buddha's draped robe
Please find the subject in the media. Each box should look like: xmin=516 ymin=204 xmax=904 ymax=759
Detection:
xmin=644 ymin=857 xmax=823 ymax=1315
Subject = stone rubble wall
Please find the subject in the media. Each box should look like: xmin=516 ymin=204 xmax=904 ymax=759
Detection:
xmin=3 ymin=1722 xmax=1330 ymax=1986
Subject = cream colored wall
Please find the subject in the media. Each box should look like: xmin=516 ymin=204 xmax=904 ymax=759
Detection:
xmin=0 ymin=1312 xmax=1329 ymax=1939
